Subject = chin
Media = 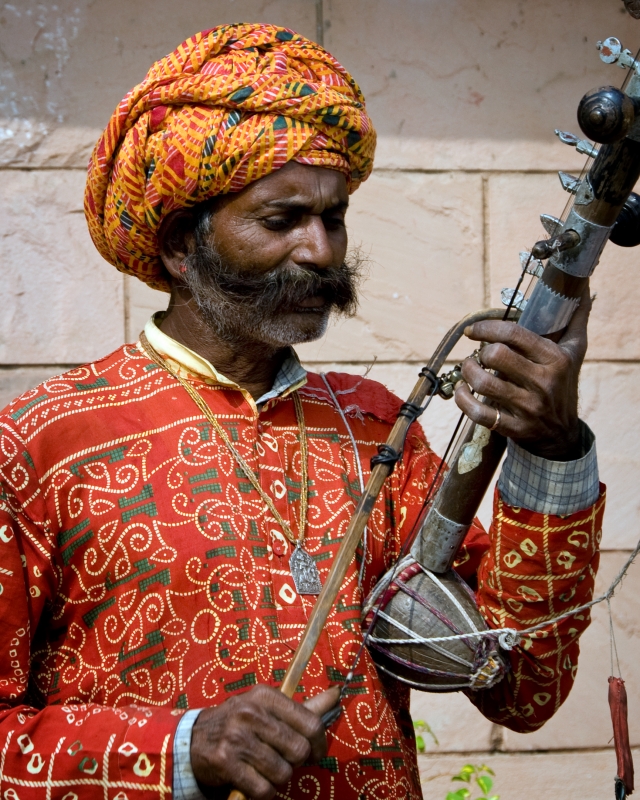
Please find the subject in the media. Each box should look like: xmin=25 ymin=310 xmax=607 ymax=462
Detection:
xmin=257 ymin=312 xmax=330 ymax=347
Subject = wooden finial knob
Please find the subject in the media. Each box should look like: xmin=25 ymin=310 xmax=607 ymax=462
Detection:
xmin=577 ymin=86 xmax=636 ymax=144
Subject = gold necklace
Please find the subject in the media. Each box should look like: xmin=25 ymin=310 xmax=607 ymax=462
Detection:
xmin=139 ymin=332 xmax=321 ymax=594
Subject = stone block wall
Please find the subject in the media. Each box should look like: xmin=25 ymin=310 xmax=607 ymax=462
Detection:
xmin=2 ymin=1 xmax=640 ymax=796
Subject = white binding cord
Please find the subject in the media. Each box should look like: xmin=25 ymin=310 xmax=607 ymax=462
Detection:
xmin=320 ymin=373 xmax=368 ymax=588
xmin=366 ymin=537 xmax=640 ymax=653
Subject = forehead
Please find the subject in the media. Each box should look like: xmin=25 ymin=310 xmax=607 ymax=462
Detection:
xmin=225 ymin=161 xmax=349 ymax=211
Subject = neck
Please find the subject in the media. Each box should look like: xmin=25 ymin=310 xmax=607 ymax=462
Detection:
xmin=158 ymin=287 xmax=287 ymax=400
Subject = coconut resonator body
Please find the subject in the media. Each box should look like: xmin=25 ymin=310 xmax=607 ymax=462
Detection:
xmin=362 ymin=555 xmax=507 ymax=692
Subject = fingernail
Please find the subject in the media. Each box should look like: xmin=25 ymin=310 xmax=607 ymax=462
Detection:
xmin=464 ymin=325 xmax=473 ymax=336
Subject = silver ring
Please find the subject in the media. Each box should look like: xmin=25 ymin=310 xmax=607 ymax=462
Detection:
xmin=489 ymin=408 xmax=501 ymax=432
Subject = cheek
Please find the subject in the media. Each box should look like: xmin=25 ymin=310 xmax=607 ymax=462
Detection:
xmin=216 ymin=221 xmax=293 ymax=272
xmin=332 ymin=228 xmax=348 ymax=261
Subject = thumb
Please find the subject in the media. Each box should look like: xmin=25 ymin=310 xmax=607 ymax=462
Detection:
xmin=303 ymin=685 xmax=341 ymax=717
xmin=559 ymin=282 xmax=592 ymax=359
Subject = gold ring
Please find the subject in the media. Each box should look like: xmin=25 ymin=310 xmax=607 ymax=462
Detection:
xmin=489 ymin=408 xmax=501 ymax=432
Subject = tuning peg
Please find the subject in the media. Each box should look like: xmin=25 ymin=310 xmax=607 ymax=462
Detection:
xmin=558 ymin=171 xmax=581 ymax=194
xmin=519 ymin=251 xmax=544 ymax=278
xmin=555 ymin=129 xmax=599 ymax=158
xmin=501 ymin=288 xmax=527 ymax=312
xmin=597 ymin=37 xmax=624 ymax=64
xmin=540 ymin=214 xmax=562 ymax=236
xmin=531 ymin=230 xmax=581 ymax=260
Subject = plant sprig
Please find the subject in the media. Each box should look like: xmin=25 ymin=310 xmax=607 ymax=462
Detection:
xmin=446 ymin=763 xmax=498 ymax=800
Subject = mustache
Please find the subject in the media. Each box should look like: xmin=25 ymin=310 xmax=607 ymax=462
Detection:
xmin=184 ymin=246 xmax=363 ymax=317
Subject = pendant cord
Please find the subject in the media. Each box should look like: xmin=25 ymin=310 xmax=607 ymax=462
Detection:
xmin=139 ymin=332 xmax=309 ymax=547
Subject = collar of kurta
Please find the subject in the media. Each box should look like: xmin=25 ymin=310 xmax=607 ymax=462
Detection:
xmin=142 ymin=313 xmax=308 ymax=412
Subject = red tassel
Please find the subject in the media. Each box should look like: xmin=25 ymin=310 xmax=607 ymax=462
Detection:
xmin=609 ymin=676 xmax=634 ymax=795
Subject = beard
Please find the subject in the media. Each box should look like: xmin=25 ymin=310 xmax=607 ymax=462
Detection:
xmin=182 ymin=243 xmax=363 ymax=348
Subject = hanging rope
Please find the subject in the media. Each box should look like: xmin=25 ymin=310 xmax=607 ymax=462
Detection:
xmin=364 ymin=537 xmax=640 ymax=653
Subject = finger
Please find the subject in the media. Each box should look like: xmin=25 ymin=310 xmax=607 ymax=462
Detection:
xmin=558 ymin=282 xmax=591 ymax=361
xmin=225 ymin=737 xmax=293 ymax=800
xmin=255 ymin=716 xmax=314 ymax=768
xmin=304 ymin=686 xmax=341 ymax=717
xmin=454 ymin=383 xmax=502 ymax=429
xmin=303 ymin=686 xmax=340 ymax=761
xmin=461 ymin=356 xmax=528 ymax=401
xmin=243 ymin=739 xmax=297 ymax=788
xmin=262 ymin=688 xmax=326 ymax=745
xmin=197 ymin=736 xmax=278 ymax=800
xmin=230 ymin=762 xmax=276 ymax=800
xmin=464 ymin=320 xmax=559 ymax=365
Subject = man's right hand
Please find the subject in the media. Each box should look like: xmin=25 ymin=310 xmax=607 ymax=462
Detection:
xmin=190 ymin=684 xmax=340 ymax=800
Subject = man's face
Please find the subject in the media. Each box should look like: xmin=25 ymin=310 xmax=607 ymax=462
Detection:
xmin=177 ymin=162 xmax=362 ymax=348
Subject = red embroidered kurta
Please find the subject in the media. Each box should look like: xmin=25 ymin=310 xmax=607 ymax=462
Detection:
xmin=0 ymin=343 xmax=605 ymax=799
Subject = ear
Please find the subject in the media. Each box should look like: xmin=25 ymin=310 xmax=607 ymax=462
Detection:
xmin=158 ymin=209 xmax=197 ymax=281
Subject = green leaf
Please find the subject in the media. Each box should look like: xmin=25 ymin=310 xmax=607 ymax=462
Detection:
xmin=414 ymin=719 xmax=426 ymax=728
xmin=446 ymin=790 xmax=470 ymax=800
xmin=454 ymin=767 xmax=473 ymax=783
xmin=416 ymin=735 xmax=425 ymax=753
xmin=477 ymin=776 xmax=493 ymax=794
xmin=478 ymin=765 xmax=495 ymax=776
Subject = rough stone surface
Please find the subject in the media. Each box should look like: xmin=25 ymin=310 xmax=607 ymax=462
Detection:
xmin=296 ymin=171 xmax=485 ymax=364
xmin=1 ymin=1 xmax=635 ymax=170
xmin=0 ymin=366 xmax=74 ymax=411
xmin=326 ymin=0 xmax=638 ymax=146
xmin=0 ymin=0 xmax=316 ymax=129
xmin=580 ymin=363 xmax=640 ymax=549
xmin=418 ymin=748 xmax=634 ymax=799
xmin=487 ymin=172 xmax=640 ymax=362
xmin=0 ymin=170 xmax=124 ymax=364
xmin=126 ymin=275 xmax=168 ymax=342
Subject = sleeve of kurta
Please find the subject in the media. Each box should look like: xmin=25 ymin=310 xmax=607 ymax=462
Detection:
xmin=0 ymin=424 xmax=179 ymax=800
xmin=396 ymin=421 xmax=604 ymax=734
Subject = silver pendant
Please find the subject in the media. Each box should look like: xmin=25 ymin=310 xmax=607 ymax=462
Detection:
xmin=290 ymin=544 xmax=322 ymax=595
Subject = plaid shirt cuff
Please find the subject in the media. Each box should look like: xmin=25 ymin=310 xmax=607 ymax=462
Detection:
xmin=173 ymin=709 xmax=206 ymax=800
xmin=498 ymin=421 xmax=599 ymax=515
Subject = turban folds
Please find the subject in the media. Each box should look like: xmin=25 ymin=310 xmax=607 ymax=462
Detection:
xmin=84 ymin=23 xmax=376 ymax=291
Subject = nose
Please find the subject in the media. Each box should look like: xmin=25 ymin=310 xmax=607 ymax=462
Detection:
xmin=292 ymin=215 xmax=336 ymax=271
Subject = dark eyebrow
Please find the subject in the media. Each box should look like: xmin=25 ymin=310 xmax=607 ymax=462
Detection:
xmin=261 ymin=199 xmax=349 ymax=212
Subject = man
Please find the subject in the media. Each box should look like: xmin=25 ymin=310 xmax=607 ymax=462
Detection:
xmin=0 ymin=23 xmax=603 ymax=800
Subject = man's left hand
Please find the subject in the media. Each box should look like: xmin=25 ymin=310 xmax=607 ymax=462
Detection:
xmin=455 ymin=287 xmax=592 ymax=461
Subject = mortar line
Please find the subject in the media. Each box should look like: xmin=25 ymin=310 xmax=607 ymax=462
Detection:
xmin=418 ymin=745 xmax=640 ymax=757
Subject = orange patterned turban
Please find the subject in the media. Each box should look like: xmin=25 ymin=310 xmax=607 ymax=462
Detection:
xmin=84 ymin=23 xmax=376 ymax=292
